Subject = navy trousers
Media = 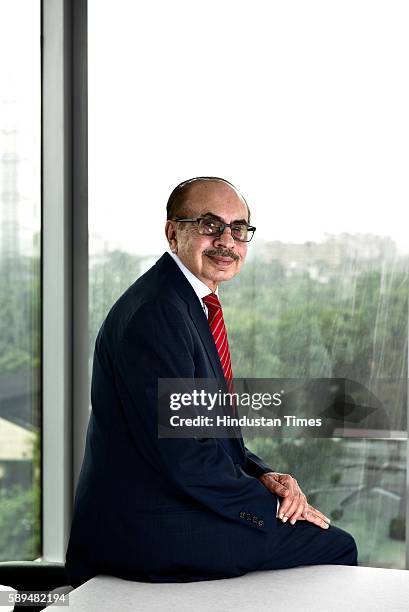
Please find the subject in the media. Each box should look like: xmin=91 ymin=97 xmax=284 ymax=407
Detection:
xmin=259 ymin=520 xmax=358 ymax=570
xmin=92 ymin=507 xmax=357 ymax=584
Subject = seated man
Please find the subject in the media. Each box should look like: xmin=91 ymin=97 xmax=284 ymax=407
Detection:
xmin=66 ymin=177 xmax=357 ymax=586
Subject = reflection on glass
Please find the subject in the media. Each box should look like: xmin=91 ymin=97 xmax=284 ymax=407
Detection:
xmin=0 ymin=1 xmax=41 ymax=560
xmin=225 ymin=237 xmax=407 ymax=569
xmin=247 ymin=438 xmax=406 ymax=569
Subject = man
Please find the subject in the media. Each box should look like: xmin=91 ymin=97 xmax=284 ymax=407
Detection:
xmin=65 ymin=177 xmax=357 ymax=586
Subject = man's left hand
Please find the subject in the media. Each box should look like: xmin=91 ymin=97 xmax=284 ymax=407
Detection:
xmin=258 ymin=471 xmax=308 ymax=524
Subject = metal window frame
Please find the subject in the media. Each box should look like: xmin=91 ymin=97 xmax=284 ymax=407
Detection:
xmin=42 ymin=0 xmax=88 ymax=562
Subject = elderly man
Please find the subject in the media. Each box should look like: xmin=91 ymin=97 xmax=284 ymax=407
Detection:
xmin=65 ymin=177 xmax=357 ymax=586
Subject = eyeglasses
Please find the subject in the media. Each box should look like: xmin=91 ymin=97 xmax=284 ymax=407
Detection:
xmin=174 ymin=217 xmax=256 ymax=242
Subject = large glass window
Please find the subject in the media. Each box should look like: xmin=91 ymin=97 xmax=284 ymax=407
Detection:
xmin=0 ymin=1 xmax=41 ymax=559
xmin=88 ymin=1 xmax=408 ymax=568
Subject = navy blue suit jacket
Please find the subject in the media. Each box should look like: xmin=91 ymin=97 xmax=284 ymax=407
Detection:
xmin=66 ymin=252 xmax=277 ymax=585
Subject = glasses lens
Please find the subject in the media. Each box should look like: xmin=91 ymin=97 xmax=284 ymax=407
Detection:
xmin=231 ymin=224 xmax=249 ymax=242
xmin=198 ymin=219 xmax=254 ymax=242
xmin=198 ymin=219 xmax=224 ymax=236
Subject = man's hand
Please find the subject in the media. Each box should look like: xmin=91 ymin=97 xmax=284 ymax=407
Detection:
xmin=298 ymin=504 xmax=331 ymax=529
xmin=259 ymin=472 xmax=307 ymax=523
xmin=258 ymin=472 xmax=331 ymax=529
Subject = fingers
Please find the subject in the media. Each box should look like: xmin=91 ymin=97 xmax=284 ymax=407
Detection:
xmin=277 ymin=476 xmax=307 ymax=522
xmin=277 ymin=474 xmax=296 ymax=491
xmin=272 ymin=483 xmax=290 ymax=498
xmin=279 ymin=489 xmax=302 ymax=522
xmin=307 ymin=505 xmax=331 ymax=525
xmin=302 ymin=505 xmax=331 ymax=530
xmin=261 ymin=473 xmax=314 ymax=526
xmin=278 ymin=500 xmax=331 ymax=530
xmin=288 ymin=494 xmax=308 ymax=525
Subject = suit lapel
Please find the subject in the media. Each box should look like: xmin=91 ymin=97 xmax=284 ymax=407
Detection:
xmin=156 ymin=253 xmax=225 ymax=380
xmin=155 ymin=253 xmax=246 ymax=457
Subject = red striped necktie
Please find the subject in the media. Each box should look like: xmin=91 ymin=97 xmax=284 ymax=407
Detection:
xmin=202 ymin=293 xmax=233 ymax=386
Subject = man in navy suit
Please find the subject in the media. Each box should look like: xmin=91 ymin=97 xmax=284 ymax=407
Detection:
xmin=65 ymin=177 xmax=357 ymax=586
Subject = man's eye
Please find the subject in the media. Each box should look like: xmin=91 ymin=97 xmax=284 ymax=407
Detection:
xmin=204 ymin=221 xmax=219 ymax=231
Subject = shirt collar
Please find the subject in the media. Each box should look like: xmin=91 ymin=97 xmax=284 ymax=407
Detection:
xmin=169 ymin=252 xmax=219 ymax=302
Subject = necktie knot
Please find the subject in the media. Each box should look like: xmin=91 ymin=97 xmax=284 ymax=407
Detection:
xmin=203 ymin=293 xmax=221 ymax=313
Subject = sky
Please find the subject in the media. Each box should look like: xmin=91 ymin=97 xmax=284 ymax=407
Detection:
xmin=88 ymin=0 xmax=409 ymax=256
xmin=0 ymin=0 xmax=41 ymax=255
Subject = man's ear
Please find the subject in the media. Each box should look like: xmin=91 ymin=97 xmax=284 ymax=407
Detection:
xmin=165 ymin=220 xmax=178 ymax=253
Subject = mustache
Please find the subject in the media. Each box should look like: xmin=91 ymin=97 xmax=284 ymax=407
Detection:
xmin=203 ymin=248 xmax=240 ymax=261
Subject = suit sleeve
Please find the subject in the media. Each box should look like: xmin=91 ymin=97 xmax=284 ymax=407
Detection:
xmin=244 ymin=446 xmax=274 ymax=478
xmin=114 ymin=299 xmax=276 ymax=533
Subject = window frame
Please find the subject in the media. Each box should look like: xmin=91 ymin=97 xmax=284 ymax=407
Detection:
xmin=41 ymin=0 xmax=88 ymax=562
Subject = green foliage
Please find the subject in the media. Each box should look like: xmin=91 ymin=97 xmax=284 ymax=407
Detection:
xmin=246 ymin=437 xmax=342 ymax=490
xmin=0 ymin=255 xmax=40 ymax=374
xmin=389 ymin=516 xmax=405 ymax=541
xmin=330 ymin=471 xmax=342 ymax=485
xmin=0 ymin=484 xmax=40 ymax=561
xmin=0 ymin=437 xmax=41 ymax=561
xmin=89 ymin=250 xmax=145 ymax=354
xmin=222 ymin=256 xmax=408 ymax=381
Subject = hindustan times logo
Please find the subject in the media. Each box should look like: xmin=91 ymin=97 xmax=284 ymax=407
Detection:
xmin=168 ymin=414 xmax=322 ymax=428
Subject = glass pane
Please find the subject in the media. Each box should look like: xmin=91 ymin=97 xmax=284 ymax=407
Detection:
xmin=0 ymin=1 xmax=41 ymax=560
xmin=89 ymin=1 xmax=408 ymax=569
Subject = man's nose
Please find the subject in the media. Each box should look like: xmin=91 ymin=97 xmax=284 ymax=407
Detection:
xmin=214 ymin=226 xmax=235 ymax=249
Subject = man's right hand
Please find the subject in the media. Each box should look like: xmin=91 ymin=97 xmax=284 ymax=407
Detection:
xmin=258 ymin=471 xmax=331 ymax=529
xmin=298 ymin=504 xmax=331 ymax=529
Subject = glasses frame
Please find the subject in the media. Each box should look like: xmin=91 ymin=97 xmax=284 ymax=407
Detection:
xmin=174 ymin=217 xmax=256 ymax=242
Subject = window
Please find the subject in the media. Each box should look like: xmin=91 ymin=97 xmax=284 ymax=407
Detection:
xmin=0 ymin=0 xmax=41 ymax=560
xmin=88 ymin=0 xmax=408 ymax=568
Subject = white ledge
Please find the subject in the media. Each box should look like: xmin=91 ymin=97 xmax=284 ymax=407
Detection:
xmin=51 ymin=565 xmax=409 ymax=611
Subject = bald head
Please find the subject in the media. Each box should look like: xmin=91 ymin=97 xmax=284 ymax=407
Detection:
xmin=166 ymin=177 xmax=250 ymax=222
